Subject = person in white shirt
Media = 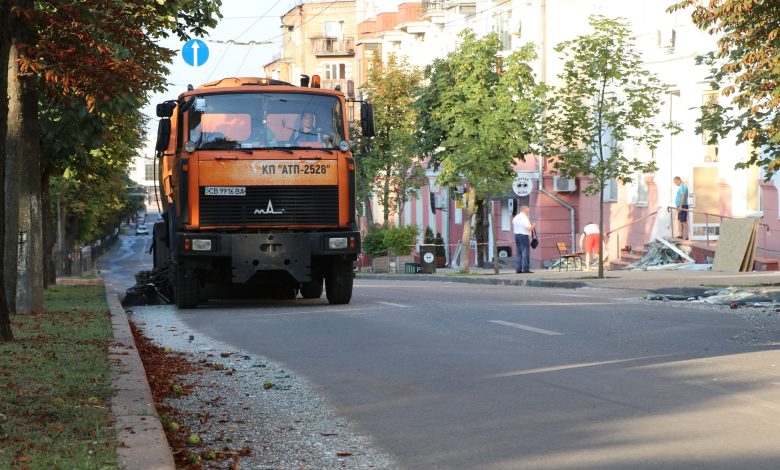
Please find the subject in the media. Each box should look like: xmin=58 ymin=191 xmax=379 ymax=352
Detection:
xmin=512 ymin=205 xmax=536 ymax=273
xmin=579 ymin=222 xmax=602 ymax=271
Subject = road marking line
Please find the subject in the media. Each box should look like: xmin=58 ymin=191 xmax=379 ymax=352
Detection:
xmin=503 ymin=302 xmax=617 ymax=306
xmin=548 ymin=292 xmax=596 ymax=298
xmin=376 ymin=301 xmax=412 ymax=308
xmin=489 ymin=320 xmax=564 ymax=336
xmin=248 ymin=306 xmax=382 ymax=317
xmin=486 ymin=354 xmax=679 ymax=378
xmin=358 ymin=284 xmax=454 ymax=289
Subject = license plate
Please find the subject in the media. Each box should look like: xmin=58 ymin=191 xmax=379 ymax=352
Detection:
xmin=204 ymin=186 xmax=246 ymax=196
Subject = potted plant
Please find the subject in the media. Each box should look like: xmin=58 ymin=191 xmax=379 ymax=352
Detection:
xmin=363 ymin=225 xmax=389 ymax=273
xmin=384 ymin=225 xmax=419 ymax=273
xmin=423 ymin=227 xmax=435 ymax=246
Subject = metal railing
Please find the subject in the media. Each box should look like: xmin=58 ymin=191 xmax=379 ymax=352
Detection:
xmin=422 ymin=0 xmax=444 ymax=13
xmin=604 ymin=210 xmax=659 ymax=261
xmin=667 ymin=206 xmax=769 ymax=256
xmin=310 ymin=37 xmax=355 ymax=56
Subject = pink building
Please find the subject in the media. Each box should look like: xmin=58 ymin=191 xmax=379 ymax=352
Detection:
xmin=351 ymin=0 xmax=780 ymax=271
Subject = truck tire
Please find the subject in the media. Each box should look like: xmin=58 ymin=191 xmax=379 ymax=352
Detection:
xmin=325 ymin=259 xmax=353 ymax=305
xmin=174 ymin=266 xmax=199 ymax=309
xmin=300 ymin=278 xmax=323 ymax=299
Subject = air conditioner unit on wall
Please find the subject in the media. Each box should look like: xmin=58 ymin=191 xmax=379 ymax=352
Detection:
xmin=553 ymin=176 xmax=576 ymax=192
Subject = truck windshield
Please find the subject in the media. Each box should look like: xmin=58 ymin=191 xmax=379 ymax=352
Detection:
xmin=187 ymin=92 xmax=345 ymax=150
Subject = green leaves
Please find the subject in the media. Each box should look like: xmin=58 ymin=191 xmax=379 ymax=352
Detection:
xmin=543 ymin=16 xmax=669 ymax=196
xmin=360 ymin=53 xmax=423 ymax=224
xmin=669 ymin=0 xmax=780 ymax=175
xmin=543 ymin=15 xmax=673 ymax=277
xmin=419 ymin=30 xmax=545 ymax=199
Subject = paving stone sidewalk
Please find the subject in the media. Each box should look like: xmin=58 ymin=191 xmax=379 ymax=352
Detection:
xmin=357 ymin=266 xmax=780 ymax=294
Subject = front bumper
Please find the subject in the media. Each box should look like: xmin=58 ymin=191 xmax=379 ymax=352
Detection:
xmin=176 ymin=231 xmax=360 ymax=283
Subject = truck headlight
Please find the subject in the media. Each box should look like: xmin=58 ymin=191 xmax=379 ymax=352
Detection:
xmin=328 ymin=237 xmax=348 ymax=249
xmin=191 ymin=239 xmax=212 ymax=251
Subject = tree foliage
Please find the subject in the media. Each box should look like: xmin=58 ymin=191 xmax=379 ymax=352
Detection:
xmin=668 ymin=0 xmax=780 ymax=174
xmin=418 ymin=31 xmax=545 ymax=272
xmin=543 ymin=16 xmax=672 ymax=278
xmin=1 ymin=0 xmax=222 ymax=341
xmin=360 ymin=53 xmax=423 ymax=225
xmin=17 ymin=0 xmax=221 ymax=108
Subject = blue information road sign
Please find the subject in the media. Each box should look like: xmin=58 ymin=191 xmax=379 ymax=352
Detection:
xmin=182 ymin=39 xmax=209 ymax=67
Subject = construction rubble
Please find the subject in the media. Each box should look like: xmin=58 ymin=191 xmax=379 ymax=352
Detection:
xmin=645 ymin=287 xmax=780 ymax=309
xmin=544 ymin=257 xmax=595 ymax=271
xmin=624 ymin=237 xmax=711 ymax=271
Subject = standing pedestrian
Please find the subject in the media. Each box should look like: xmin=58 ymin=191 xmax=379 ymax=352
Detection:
xmin=579 ymin=222 xmax=602 ymax=271
xmin=673 ymin=176 xmax=689 ymax=240
xmin=512 ymin=206 xmax=536 ymax=273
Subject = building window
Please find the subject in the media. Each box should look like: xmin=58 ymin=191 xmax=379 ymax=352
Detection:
xmin=324 ymin=63 xmax=346 ymax=80
xmin=656 ymin=28 xmax=676 ymax=51
xmin=459 ymin=5 xmax=476 ymax=17
xmin=324 ymin=21 xmax=343 ymax=39
xmin=629 ymin=173 xmax=648 ymax=205
xmin=144 ymin=163 xmax=155 ymax=182
xmin=493 ymin=10 xmax=511 ymax=51
xmin=602 ymin=179 xmax=618 ymax=202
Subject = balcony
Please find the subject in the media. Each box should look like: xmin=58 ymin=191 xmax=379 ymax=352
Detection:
xmin=321 ymin=79 xmax=355 ymax=98
xmin=310 ymin=37 xmax=355 ymax=57
xmin=422 ymin=0 xmax=444 ymax=13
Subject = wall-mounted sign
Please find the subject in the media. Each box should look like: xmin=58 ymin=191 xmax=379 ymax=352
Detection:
xmin=512 ymin=174 xmax=534 ymax=197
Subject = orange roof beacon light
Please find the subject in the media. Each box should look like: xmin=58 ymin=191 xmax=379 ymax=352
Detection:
xmin=310 ymin=74 xmax=321 ymax=88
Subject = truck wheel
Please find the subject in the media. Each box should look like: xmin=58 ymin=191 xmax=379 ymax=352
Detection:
xmin=325 ymin=259 xmax=353 ymax=305
xmin=300 ymin=278 xmax=323 ymax=299
xmin=174 ymin=267 xmax=199 ymax=309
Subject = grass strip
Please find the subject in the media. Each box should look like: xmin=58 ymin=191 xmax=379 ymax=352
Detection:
xmin=0 ymin=284 xmax=116 ymax=470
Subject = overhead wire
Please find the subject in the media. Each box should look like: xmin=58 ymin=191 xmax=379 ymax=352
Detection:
xmin=206 ymin=0 xmax=285 ymax=80
xmin=439 ymin=0 xmax=513 ymax=26
xmin=211 ymin=0 xmax=341 ymax=47
xmin=210 ymin=0 xmax=510 ymax=47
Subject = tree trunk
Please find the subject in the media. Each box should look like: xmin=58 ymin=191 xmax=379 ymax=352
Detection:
xmin=491 ymin=201 xmax=499 ymax=274
xmin=475 ymin=199 xmax=487 ymax=267
xmin=598 ymin=186 xmax=605 ymax=279
xmin=4 ymin=7 xmax=26 ymax=317
xmin=382 ymin=162 xmax=391 ymax=227
xmin=362 ymin=193 xmax=374 ymax=227
xmin=64 ymin=212 xmax=78 ymax=275
xmin=0 ymin=2 xmax=13 ymax=341
xmin=460 ymin=188 xmax=476 ymax=273
xmin=42 ymin=167 xmax=56 ymax=287
xmin=15 ymin=54 xmax=42 ymax=313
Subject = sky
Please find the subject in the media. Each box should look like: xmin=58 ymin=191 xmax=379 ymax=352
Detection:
xmin=141 ymin=0 xmax=298 ymax=155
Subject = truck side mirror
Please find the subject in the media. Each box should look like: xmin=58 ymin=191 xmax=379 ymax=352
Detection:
xmin=360 ymin=102 xmax=375 ymax=137
xmin=156 ymin=100 xmax=176 ymax=118
xmin=155 ymin=119 xmax=171 ymax=152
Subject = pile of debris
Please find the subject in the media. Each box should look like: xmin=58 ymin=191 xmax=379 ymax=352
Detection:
xmin=544 ymin=257 xmax=590 ymax=271
xmin=624 ymin=237 xmax=711 ymax=271
xmin=645 ymin=287 xmax=780 ymax=309
xmin=123 ymin=267 xmax=170 ymax=306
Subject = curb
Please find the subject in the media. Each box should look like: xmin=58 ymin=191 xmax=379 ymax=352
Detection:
xmin=356 ymin=273 xmax=588 ymax=289
xmin=105 ymin=282 xmax=175 ymax=470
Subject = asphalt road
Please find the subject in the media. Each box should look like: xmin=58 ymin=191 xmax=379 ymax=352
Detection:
xmin=100 ymin=233 xmax=780 ymax=470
